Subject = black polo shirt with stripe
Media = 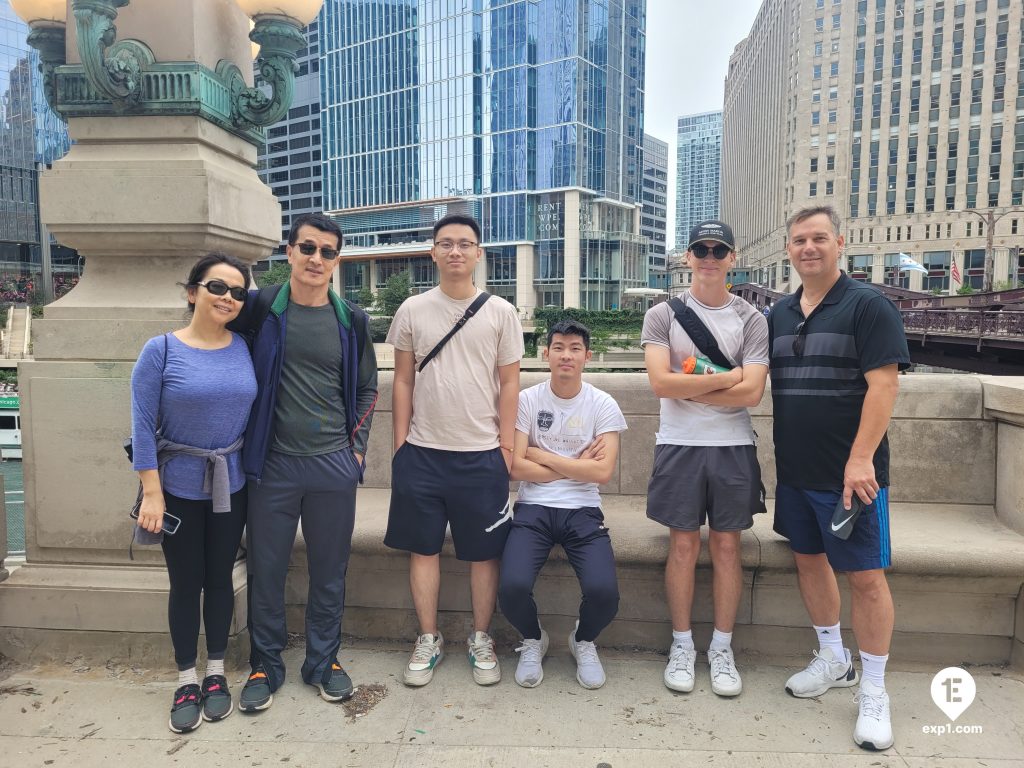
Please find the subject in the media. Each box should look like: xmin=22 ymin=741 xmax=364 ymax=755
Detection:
xmin=768 ymin=272 xmax=910 ymax=490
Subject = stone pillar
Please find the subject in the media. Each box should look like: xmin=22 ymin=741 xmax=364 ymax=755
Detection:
xmin=0 ymin=476 xmax=7 ymax=584
xmin=474 ymin=254 xmax=487 ymax=291
xmin=563 ymin=191 xmax=581 ymax=307
xmin=0 ymin=0 xmax=280 ymax=663
xmin=516 ymin=243 xmax=535 ymax=320
xmin=871 ymin=253 xmax=885 ymax=284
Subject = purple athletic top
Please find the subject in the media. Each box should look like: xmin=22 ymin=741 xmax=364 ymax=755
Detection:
xmin=130 ymin=333 xmax=257 ymax=500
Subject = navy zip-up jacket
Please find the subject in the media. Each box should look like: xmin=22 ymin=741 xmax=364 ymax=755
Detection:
xmin=231 ymin=282 xmax=378 ymax=483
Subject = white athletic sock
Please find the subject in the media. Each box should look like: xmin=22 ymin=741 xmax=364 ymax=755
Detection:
xmin=859 ymin=650 xmax=888 ymax=689
xmin=178 ymin=666 xmax=199 ymax=687
xmin=206 ymin=658 xmax=225 ymax=678
xmin=671 ymin=629 xmax=695 ymax=650
xmin=709 ymin=628 xmax=733 ymax=652
xmin=814 ymin=622 xmax=847 ymax=662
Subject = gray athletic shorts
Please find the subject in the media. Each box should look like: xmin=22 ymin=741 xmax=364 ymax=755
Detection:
xmin=646 ymin=444 xmax=762 ymax=532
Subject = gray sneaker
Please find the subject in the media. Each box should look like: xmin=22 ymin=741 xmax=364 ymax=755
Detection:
xmin=514 ymin=630 xmax=549 ymax=688
xmin=568 ymin=623 xmax=606 ymax=689
xmin=238 ymin=665 xmax=273 ymax=712
xmin=169 ymin=683 xmax=202 ymax=733
xmin=200 ymin=675 xmax=232 ymax=722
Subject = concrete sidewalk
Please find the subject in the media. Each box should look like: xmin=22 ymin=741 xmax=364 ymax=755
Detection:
xmin=2 ymin=640 xmax=1021 ymax=767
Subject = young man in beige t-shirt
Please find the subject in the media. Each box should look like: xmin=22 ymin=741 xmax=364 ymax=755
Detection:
xmin=385 ymin=213 xmax=524 ymax=687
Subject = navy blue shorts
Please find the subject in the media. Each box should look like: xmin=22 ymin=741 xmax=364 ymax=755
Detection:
xmin=773 ymin=483 xmax=891 ymax=572
xmin=384 ymin=443 xmax=511 ymax=561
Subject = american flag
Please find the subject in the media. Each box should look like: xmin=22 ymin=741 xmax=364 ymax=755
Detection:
xmin=951 ymin=258 xmax=962 ymax=285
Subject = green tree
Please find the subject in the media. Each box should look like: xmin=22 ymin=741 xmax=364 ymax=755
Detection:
xmin=255 ymin=261 xmax=291 ymax=288
xmin=956 ymin=284 xmax=975 ymax=295
xmin=356 ymin=286 xmax=376 ymax=309
xmin=377 ymin=271 xmax=411 ymax=316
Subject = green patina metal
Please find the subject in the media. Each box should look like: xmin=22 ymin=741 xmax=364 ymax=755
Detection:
xmin=26 ymin=25 xmax=67 ymax=121
xmin=225 ymin=17 xmax=306 ymax=130
xmin=25 ymin=1 xmax=307 ymax=145
xmin=55 ymin=62 xmax=266 ymax=146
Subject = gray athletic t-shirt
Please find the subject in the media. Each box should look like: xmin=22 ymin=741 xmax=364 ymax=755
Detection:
xmin=640 ymin=292 xmax=769 ymax=446
xmin=272 ymin=301 xmax=347 ymax=455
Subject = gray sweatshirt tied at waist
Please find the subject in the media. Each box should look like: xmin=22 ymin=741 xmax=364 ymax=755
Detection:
xmin=133 ymin=435 xmax=244 ymax=546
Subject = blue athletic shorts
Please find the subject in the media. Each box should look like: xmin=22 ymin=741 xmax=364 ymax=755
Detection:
xmin=772 ymin=483 xmax=891 ymax=571
xmin=384 ymin=443 xmax=512 ymax=561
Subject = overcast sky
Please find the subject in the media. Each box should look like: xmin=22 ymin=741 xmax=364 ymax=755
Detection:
xmin=644 ymin=0 xmax=766 ymax=248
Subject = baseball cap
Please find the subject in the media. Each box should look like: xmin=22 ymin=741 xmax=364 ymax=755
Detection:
xmin=687 ymin=220 xmax=736 ymax=251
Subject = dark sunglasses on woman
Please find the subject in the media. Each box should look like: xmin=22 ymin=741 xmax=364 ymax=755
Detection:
xmin=198 ymin=279 xmax=247 ymax=302
xmin=691 ymin=243 xmax=732 ymax=260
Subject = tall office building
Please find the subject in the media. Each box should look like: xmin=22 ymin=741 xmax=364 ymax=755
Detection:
xmin=642 ymin=132 xmax=669 ymax=290
xmin=256 ymin=18 xmax=323 ymax=259
xmin=723 ymin=0 xmax=1024 ymax=294
xmin=0 ymin=5 xmax=73 ymax=298
xmin=320 ymin=0 xmax=647 ymax=311
xmin=675 ymin=110 xmax=722 ymax=247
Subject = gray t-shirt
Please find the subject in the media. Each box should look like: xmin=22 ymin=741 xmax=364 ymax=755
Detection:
xmin=272 ymin=301 xmax=347 ymax=455
xmin=640 ymin=292 xmax=769 ymax=446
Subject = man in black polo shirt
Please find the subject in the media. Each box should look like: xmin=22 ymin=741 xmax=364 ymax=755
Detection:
xmin=768 ymin=205 xmax=909 ymax=752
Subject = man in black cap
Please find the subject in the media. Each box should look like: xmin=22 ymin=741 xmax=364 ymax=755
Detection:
xmin=641 ymin=220 xmax=769 ymax=698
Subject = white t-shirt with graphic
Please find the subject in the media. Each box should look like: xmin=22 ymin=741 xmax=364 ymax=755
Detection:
xmin=516 ymin=381 xmax=627 ymax=509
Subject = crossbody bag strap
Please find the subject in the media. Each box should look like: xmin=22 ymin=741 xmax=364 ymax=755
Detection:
xmin=667 ymin=295 xmax=735 ymax=370
xmin=417 ymin=292 xmax=491 ymax=372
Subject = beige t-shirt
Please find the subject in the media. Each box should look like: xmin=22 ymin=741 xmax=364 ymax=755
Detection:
xmin=387 ymin=287 xmax=524 ymax=451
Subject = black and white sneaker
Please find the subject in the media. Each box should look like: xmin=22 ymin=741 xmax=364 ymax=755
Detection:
xmin=785 ymin=647 xmax=858 ymax=698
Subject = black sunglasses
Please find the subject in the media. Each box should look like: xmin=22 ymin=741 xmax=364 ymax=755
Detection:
xmin=792 ymin=320 xmax=809 ymax=357
xmin=297 ymin=242 xmax=340 ymax=260
xmin=198 ymin=279 xmax=247 ymax=302
xmin=691 ymin=243 xmax=732 ymax=260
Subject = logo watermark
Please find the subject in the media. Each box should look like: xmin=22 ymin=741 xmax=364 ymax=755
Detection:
xmin=923 ymin=667 xmax=983 ymax=736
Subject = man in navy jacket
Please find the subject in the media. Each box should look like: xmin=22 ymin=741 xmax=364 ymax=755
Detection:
xmin=231 ymin=212 xmax=377 ymax=713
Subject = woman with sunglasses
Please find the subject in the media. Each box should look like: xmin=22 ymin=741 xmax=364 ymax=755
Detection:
xmin=130 ymin=252 xmax=257 ymax=734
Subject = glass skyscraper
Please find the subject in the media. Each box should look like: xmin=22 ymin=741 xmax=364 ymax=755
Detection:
xmin=320 ymin=0 xmax=647 ymax=311
xmin=1 ymin=5 xmax=72 ymax=298
xmin=675 ymin=110 xmax=722 ymax=247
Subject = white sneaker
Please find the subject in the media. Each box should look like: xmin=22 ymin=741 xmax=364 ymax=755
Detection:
xmin=784 ymin=647 xmax=858 ymax=698
xmin=467 ymin=630 xmax=501 ymax=685
xmin=708 ymin=647 xmax=742 ymax=697
xmin=404 ymin=632 xmax=444 ymax=687
xmin=514 ymin=630 xmax=549 ymax=688
xmin=663 ymin=643 xmax=697 ymax=693
xmin=854 ymin=679 xmax=894 ymax=750
xmin=568 ymin=624 xmax=606 ymax=689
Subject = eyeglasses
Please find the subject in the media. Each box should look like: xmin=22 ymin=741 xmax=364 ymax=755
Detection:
xmin=297 ymin=242 xmax=340 ymax=260
xmin=690 ymin=243 xmax=732 ymax=260
xmin=198 ymin=280 xmax=247 ymax=302
xmin=435 ymin=239 xmax=479 ymax=253
xmin=792 ymin=320 xmax=809 ymax=357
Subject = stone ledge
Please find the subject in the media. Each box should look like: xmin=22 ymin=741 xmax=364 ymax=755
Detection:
xmin=297 ymin=489 xmax=1024 ymax=582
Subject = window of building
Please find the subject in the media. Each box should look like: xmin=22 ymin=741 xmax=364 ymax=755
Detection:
xmin=812 ymin=111 xmax=821 ymax=126
xmin=816 ymin=17 xmax=825 ymax=32
xmin=826 ymin=180 xmax=834 ymax=194
xmin=811 ymin=157 xmax=819 ymax=172
xmin=810 ymin=182 xmax=818 ymax=196
xmin=830 ymin=61 xmax=840 ymax=76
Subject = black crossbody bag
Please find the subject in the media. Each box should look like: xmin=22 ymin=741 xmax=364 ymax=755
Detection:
xmin=418 ymin=292 xmax=491 ymax=372
xmin=667 ymin=295 xmax=767 ymax=514
xmin=667 ymin=295 xmax=735 ymax=370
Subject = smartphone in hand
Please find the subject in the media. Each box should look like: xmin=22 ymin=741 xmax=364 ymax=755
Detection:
xmin=130 ymin=507 xmax=182 ymax=535
xmin=829 ymin=495 xmax=866 ymax=540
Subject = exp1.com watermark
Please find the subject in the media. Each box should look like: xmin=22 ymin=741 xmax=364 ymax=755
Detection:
xmin=922 ymin=667 xmax=984 ymax=736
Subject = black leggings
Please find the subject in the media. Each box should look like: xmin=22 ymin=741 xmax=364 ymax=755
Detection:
xmin=161 ymin=489 xmax=247 ymax=671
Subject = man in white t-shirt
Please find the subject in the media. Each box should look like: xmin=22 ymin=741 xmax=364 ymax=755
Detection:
xmin=384 ymin=214 xmax=524 ymax=688
xmin=641 ymin=220 xmax=769 ymax=699
xmin=499 ymin=320 xmax=627 ymax=690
